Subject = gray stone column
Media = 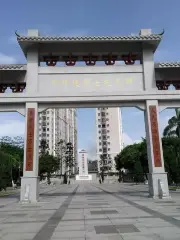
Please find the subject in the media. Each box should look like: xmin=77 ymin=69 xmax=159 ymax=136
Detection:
xmin=20 ymin=102 xmax=39 ymax=203
xmin=144 ymin=100 xmax=170 ymax=199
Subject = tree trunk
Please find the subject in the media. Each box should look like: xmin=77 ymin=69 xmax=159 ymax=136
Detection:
xmin=47 ymin=173 xmax=51 ymax=185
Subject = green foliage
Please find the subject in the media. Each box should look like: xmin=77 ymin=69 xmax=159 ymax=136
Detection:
xmin=163 ymin=109 xmax=180 ymax=137
xmin=39 ymin=139 xmax=59 ymax=183
xmin=115 ymin=136 xmax=180 ymax=184
xmin=0 ymin=136 xmax=23 ymax=191
xmin=115 ymin=139 xmax=148 ymax=173
xmin=162 ymin=137 xmax=180 ymax=184
xmin=0 ymin=151 xmax=13 ymax=191
xmin=54 ymin=139 xmax=66 ymax=177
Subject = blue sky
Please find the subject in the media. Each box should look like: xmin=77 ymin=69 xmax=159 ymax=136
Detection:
xmin=0 ymin=0 xmax=179 ymax=159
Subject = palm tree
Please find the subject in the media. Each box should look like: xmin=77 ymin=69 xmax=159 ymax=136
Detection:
xmin=163 ymin=109 xmax=180 ymax=137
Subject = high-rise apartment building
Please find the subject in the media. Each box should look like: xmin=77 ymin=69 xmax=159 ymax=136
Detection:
xmin=96 ymin=107 xmax=123 ymax=173
xmin=39 ymin=108 xmax=77 ymax=174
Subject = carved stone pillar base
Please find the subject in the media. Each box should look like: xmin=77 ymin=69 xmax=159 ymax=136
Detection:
xmin=148 ymin=173 xmax=171 ymax=199
xmin=20 ymin=177 xmax=40 ymax=203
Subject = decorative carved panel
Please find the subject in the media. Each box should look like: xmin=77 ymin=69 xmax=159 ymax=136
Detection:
xmin=156 ymin=80 xmax=180 ymax=90
xmin=149 ymin=105 xmax=162 ymax=167
xmin=25 ymin=108 xmax=35 ymax=171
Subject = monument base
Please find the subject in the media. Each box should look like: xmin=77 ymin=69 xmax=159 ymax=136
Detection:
xmin=20 ymin=176 xmax=40 ymax=203
xmin=76 ymin=175 xmax=92 ymax=181
xmin=148 ymin=172 xmax=171 ymax=199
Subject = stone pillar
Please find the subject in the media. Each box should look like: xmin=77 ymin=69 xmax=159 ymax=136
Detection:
xmin=20 ymin=102 xmax=39 ymax=203
xmin=144 ymin=100 xmax=170 ymax=199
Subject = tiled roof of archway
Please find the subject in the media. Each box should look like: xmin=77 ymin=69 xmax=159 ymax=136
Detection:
xmin=0 ymin=64 xmax=26 ymax=70
xmin=156 ymin=62 xmax=180 ymax=68
xmin=17 ymin=34 xmax=162 ymax=42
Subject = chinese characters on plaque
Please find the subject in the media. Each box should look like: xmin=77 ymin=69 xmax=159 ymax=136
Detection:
xmin=52 ymin=78 xmax=133 ymax=88
xmin=149 ymin=105 xmax=162 ymax=167
xmin=82 ymin=154 xmax=85 ymax=174
xmin=25 ymin=108 xmax=35 ymax=171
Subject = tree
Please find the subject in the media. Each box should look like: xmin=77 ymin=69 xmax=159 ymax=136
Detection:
xmin=0 ymin=136 xmax=24 ymax=185
xmin=115 ymin=137 xmax=180 ymax=185
xmin=163 ymin=109 xmax=180 ymax=137
xmin=39 ymin=139 xmax=59 ymax=184
xmin=0 ymin=150 xmax=13 ymax=191
xmin=99 ymin=154 xmax=106 ymax=182
xmin=54 ymin=139 xmax=66 ymax=177
xmin=64 ymin=142 xmax=75 ymax=183
xmin=162 ymin=137 xmax=180 ymax=184
xmin=115 ymin=140 xmax=148 ymax=183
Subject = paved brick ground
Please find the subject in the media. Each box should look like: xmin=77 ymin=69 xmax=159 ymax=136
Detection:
xmin=1 ymin=183 xmax=180 ymax=239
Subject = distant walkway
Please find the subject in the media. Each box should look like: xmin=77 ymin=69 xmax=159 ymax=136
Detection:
xmin=1 ymin=183 xmax=180 ymax=239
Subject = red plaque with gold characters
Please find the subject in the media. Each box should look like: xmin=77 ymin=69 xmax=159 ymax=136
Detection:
xmin=25 ymin=108 xmax=35 ymax=171
xmin=149 ymin=105 xmax=162 ymax=167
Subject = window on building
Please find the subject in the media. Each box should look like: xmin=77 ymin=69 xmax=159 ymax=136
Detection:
xmin=106 ymin=112 xmax=108 ymax=115
xmin=47 ymin=117 xmax=49 ymax=120
xmin=47 ymin=122 xmax=49 ymax=125
xmin=99 ymin=142 xmax=101 ymax=145
xmin=108 ymin=148 xmax=110 ymax=151
xmin=47 ymin=111 xmax=49 ymax=114
xmin=98 ymin=131 xmax=101 ymax=133
xmin=102 ymin=124 xmax=106 ymax=128
xmin=98 ymin=113 xmax=100 ymax=116
xmin=102 ymin=136 xmax=106 ymax=140
xmin=99 ymin=149 xmax=102 ymax=152
xmin=107 ymin=124 xmax=109 ymax=127
xmin=108 ymin=142 xmax=110 ymax=145
xmin=103 ymin=148 xmax=107 ymax=153
xmin=106 ymin=118 xmax=109 ymax=121
xmin=98 ymin=125 xmax=101 ymax=128
xmin=43 ymin=128 xmax=46 ymax=132
xmin=107 ymin=130 xmax=110 ymax=133
xmin=107 ymin=136 xmax=110 ymax=139
xmin=47 ymin=128 xmax=49 ymax=131
xmin=47 ymin=134 xmax=49 ymax=137
xmin=99 ymin=137 xmax=101 ymax=139
xmin=102 ymin=129 xmax=106 ymax=134
xmin=98 ymin=119 xmax=100 ymax=121
xmin=101 ymin=112 xmax=106 ymax=117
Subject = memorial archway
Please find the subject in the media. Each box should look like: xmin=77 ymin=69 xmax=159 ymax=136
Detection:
xmin=1 ymin=28 xmax=180 ymax=202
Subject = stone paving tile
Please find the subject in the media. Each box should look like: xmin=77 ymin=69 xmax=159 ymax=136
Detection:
xmin=3 ymin=183 xmax=180 ymax=239
xmin=94 ymin=225 xmax=118 ymax=234
xmin=1 ymin=232 xmax=37 ymax=240
xmin=52 ymin=230 xmax=86 ymax=238
xmin=90 ymin=210 xmax=118 ymax=215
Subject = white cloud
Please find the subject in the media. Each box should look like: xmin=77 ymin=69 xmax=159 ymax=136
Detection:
xmin=0 ymin=120 xmax=25 ymax=137
xmin=0 ymin=53 xmax=17 ymax=64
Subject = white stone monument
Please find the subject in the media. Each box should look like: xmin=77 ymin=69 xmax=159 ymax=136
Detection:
xmin=76 ymin=149 xmax=92 ymax=181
